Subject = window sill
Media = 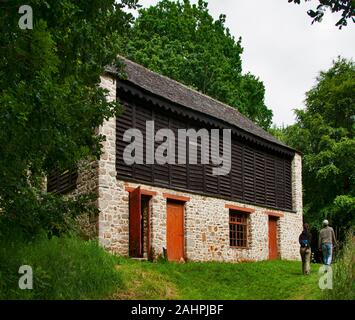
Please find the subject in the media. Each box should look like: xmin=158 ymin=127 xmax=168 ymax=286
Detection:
xmin=229 ymin=246 xmax=249 ymax=249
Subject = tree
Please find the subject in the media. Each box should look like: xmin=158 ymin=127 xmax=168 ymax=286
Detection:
xmin=0 ymin=0 xmax=137 ymax=236
xmin=279 ymin=58 xmax=355 ymax=240
xmin=123 ymin=0 xmax=273 ymax=129
xmin=288 ymin=0 xmax=355 ymax=28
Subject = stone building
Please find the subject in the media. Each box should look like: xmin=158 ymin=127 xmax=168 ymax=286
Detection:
xmin=48 ymin=58 xmax=303 ymax=262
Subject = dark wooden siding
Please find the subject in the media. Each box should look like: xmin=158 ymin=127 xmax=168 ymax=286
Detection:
xmin=116 ymin=98 xmax=294 ymax=211
xmin=47 ymin=168 xmax=78 ymax=194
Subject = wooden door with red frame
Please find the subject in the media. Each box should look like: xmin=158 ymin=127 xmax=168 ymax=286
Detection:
xmin=166 ymin=201 xmax=185 ymax=261
xmin=268 ymin=216 xmax=279 ymax=260
xmin=129 ymin=186 xmax=142 ymax=257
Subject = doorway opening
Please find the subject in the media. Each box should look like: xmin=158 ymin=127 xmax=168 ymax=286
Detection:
xmin=268 ymin=216 xmax=279 ymax=260
xmin=128 ymin=186 xmax=152 ymax=258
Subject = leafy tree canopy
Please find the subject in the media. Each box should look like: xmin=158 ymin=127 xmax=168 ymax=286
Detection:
xmin=123 ymin=0 xmax=273 ymax=129
xmin=276 ymin=58 xmax=355 ymax=238
xmin=288 ymin=0 xmax=355 ymax=28
xmin=0 ymin=0 xmax=137 ymax=236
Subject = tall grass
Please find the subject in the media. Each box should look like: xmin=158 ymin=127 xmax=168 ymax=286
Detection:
xmin=323 ymin=231 xmax=355 ymax=300
xmin=0 ymin=233 xmax=122 ymax=300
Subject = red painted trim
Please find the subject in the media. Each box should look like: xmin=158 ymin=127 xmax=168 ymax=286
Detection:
xmin=125 ymin=186 xmax=157 ymax=196
xmin=265 ymin=211 xmax=284 ymax=218
xmin=147 ymin=198 xmax=151 ymax=259
xmin=129 ymin=186 xmax=142 ymax=257
xmin=225 ymin=204 xmax=255 ymax=213
xmin=163 ymin=193 xmax=190 ymax=202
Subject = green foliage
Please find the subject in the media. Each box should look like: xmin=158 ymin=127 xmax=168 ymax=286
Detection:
xmin=268 ymin=125 xmax=288 ymax=143
xmin=123 ymin=0 xmax=273 ymax=129
xmin=0 ymin=190 xmax=98 ymax=238
xmin=0 ymin=1 xmax=136 ymax=235
xmin=325 ymin=195 xmax=355 ymax=234
xmin=279 ymin=58 xmax=355 ymax=238
xmin=289 ymin=0 xmax=355 ymax=28
xmin=0 ymin=233 xmax=122 ymax=299
xmin=323 ymin=231 xmax=355 ymax=300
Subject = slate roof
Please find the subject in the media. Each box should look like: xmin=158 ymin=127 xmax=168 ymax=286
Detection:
xmin=106 ymin=57 xmax=292 ymax=150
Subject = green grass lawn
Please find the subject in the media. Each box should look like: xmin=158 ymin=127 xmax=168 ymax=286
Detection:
xmin=1 ymin=234 xmax=327 ymax=300
xmin=113 ymin=258 xmax=324 ymax=300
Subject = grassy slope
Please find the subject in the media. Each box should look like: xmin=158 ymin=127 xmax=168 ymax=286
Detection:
xmin=1 ymin=234 xmax=325 ymax=300
xmin=0 ymin=236 xmax=123 ymax=300
xmin=113 ymin=258 xmax=323 ymax=300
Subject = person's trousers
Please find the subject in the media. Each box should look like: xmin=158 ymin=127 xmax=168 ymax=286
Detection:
xmin=322 ymin=243 xmax=333 ymax=265
xmin=300 ymin=247 xmax=311 ymax=274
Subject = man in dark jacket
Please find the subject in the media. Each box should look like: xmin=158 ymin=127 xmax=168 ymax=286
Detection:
xmin=299 ymin=223 xmax=312 ymax=275
xmin=319 ymin=220 xmax=337 ymax=266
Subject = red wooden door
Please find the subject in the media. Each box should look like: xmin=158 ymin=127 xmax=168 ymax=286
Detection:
xmin=268 ymin=217 xmax=278 ymax=260
xmin=129 ymin=186 xmax=142 ymax=257
xmin=166 ymin=201 xmax=184 ymax=261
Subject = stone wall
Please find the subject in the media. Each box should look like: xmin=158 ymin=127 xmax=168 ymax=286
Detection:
xmin=71 ymin=159 xmax=99 ymax=239
xmin=113 ymin=181 xmax=303 ymax=262
xmin=95 ymin=73 xmax=303 ymax=262
xmin=97 ymin=75 xmax=130 ymax=254
xmin=279 ymin=152 xmax=303 ymax=260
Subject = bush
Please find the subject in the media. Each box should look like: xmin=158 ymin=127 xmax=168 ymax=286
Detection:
xmin=323 ymin=231 xmax=355 ymax=300
xmin=0 ymin=233 xmax=122 ymax=299
xmin=0 ymin=188 xmax=98 ymax=239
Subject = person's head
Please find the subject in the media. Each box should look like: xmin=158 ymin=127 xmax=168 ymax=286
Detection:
xmin=322 ymin=219 xmax=329 ymax=227
xmin=303 ymin=223 xmax=309 ymax=232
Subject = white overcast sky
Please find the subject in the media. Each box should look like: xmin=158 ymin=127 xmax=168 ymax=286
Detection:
xmin=131 ymin=0 xmax=355 ymax=126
